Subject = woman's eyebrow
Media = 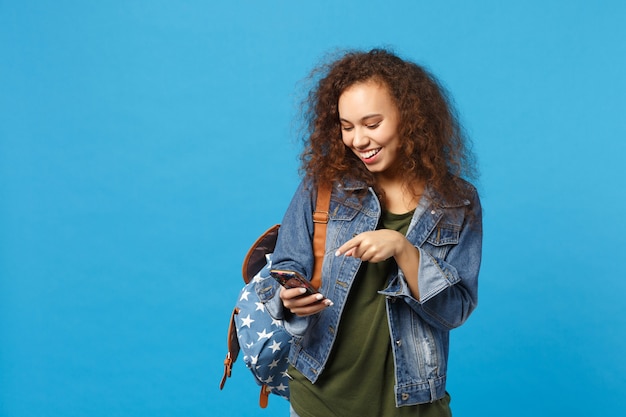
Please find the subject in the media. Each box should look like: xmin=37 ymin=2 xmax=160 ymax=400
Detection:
xmin=339 ymin=114 xmax=383 ymax=123
xmin=361 ymin=114 xmax=383 ymax=121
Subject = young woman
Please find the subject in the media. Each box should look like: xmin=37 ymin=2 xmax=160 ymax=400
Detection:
xmin=257 ymin=49 xmax=482 ymax=417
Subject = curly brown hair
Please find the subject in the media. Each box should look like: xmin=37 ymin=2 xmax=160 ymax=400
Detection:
xmin=299 ymin=48 xmax=478 ymax=204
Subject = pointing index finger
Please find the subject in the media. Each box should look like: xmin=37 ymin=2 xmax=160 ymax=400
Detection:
xmin=335 ymin=235 xmax=360 ymax=257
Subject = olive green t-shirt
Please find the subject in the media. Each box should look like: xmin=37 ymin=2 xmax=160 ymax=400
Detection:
xmin=289 ymin=210 xmax=451 ymax=417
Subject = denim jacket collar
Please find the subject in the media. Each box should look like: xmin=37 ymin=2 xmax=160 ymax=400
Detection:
xmin=337 ymin=178 xmax=471 ymax=209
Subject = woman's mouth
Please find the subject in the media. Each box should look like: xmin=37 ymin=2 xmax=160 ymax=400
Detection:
xmin=360 ymin=148 xmax=381 ymax=162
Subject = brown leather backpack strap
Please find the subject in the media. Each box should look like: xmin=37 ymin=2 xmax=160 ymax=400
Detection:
xmin=311 ymin=183 xmax=331 ymax=289
xmin=259 ymin=385 xmax=271 ymax=408
xmin=219 ymin=307 xmax=241 ymax=390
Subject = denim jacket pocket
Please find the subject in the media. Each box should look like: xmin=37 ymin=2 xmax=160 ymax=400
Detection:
xmin=423 ymin=223 xmax=461 ymax=259
xmin=331 ymin=203 xmax=360 ymax=221
xmin=256 ymin=275 xmax=278 ymax=301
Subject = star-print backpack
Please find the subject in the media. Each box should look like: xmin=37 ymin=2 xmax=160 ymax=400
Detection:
xmin=219 ymin=184 xmax=331 ymax=408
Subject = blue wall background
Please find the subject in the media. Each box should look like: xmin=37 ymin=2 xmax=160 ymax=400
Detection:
xmin=1 ymin=1 xmax=625 ymax=416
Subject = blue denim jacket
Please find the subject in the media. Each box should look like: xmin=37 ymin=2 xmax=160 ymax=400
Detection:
xmin=256 ymin=179 xmax=482 ymax=406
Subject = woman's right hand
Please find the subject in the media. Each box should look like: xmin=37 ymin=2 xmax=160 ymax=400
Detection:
xmin=280 ymin=287 xmax=333 ymax=317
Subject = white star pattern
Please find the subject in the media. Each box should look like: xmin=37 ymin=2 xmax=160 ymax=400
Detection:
xmin=239 ymin=290 xmax=250 ymax=301
xmin=255 ymin=302 xmax=265 ymax=312
xmin=269 ymin=340 xmax=281 ymax=353
xmin=240 ymin=314 xmax=254 ymax=328
xmin=268 ymin=359 xmax=280 ymax=369
xmin=271 ymin=318 xmax=283 ymax=327
xmin=275 ymin=383 xmax=288 ymax=392
xmin=256 ymin=329 xmax=274 ymax=341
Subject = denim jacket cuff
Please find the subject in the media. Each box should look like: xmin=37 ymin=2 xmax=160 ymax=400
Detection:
xmin=255 ymin=275 xmax=311 ymax=336
xmin=255 ymin=275 xmax=285 ymax=319
xmin=416 ymin=247 xmax=460 ymax=302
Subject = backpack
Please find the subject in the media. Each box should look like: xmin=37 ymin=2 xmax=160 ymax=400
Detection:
xmin=219 ymin=184 xmax=331 ymax=408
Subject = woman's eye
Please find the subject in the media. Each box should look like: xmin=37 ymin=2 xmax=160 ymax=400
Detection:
xmin=366 ymin=122 xmax=381 ymax=129
xmin=341 ymin=126 xmax=354 ymax=132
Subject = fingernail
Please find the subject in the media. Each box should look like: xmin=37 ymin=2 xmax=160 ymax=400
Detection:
xmin=335 ymin=250 xmax=341 ymax=256
xmin=315 ymin=294 xmax=324 ymax=300
xmin=325 ymin=299 xmax=334 ymax=306
xmin=299 ymin=288 xmax=307 ymax=294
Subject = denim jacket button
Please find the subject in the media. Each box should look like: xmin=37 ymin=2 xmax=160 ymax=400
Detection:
xmin=395 ymin=339 xmax=402 ymax=347
xmin=401 ymin=393 xmax=410 ymax=400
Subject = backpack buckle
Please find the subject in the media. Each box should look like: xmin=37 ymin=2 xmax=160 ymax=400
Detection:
xmin=313 ymin=210 xmax=329 ymax=224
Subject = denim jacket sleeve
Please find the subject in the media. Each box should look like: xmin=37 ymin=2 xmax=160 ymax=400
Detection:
xmin=255 ymin=180 xmax=316 ymax=336
xmin=385 ymin=187 xmax=482 ymax=330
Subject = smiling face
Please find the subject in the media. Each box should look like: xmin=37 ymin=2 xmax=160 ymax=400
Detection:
xmin=338 ymin=80 xmax=402 ymax=181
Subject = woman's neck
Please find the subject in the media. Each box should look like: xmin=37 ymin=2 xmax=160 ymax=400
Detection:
xmin=376 ymin=176 xmax=425 ymax=214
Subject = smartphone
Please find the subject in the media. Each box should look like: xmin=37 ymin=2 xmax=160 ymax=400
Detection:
xmin=269 ymin=269 xmax=319 ymax=295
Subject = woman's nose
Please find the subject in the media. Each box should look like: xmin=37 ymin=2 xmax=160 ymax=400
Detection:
xmin=352 ymin=128 xmax=369 ymax=148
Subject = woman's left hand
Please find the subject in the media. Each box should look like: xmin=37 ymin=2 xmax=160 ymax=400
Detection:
xmin=335 ymin=230 xmax=405 ymax=263
xmin=335 ymin=229 xmax=421 ymax=298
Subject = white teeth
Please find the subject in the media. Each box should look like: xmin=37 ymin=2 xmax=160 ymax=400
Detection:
xmin=360 ymin=148 xmax=381 ymax=159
